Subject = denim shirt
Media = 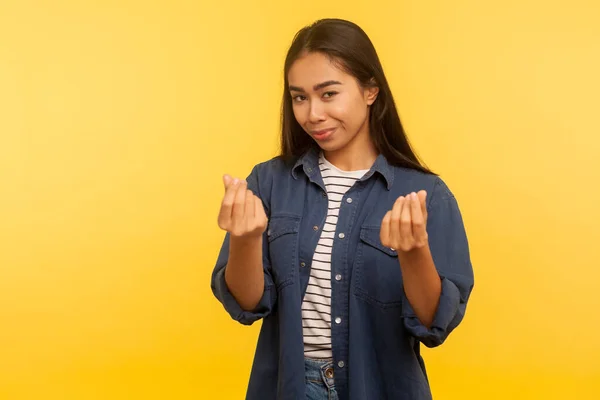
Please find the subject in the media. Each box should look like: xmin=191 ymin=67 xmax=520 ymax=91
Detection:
xmin=211 ymin=147 xmax=474 ymax=400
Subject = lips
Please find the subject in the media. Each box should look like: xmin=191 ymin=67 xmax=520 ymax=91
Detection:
xmin=311 ymin=128 xmax=336 ymax=140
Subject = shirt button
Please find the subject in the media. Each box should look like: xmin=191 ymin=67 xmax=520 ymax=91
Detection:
xmin=313 ymin=225 xmax=319 ymax=231
xmin=335 ymin=317 xmax=341 ymax=324
xmin=335 ymin=274 xmax=342 ymax=281
xmin=322 ymin=191 xmax=327 ymax=197
xmin=338 ymin=361 xmax=345 ymax=368
xmin=300 ymin=262 xmax=306 ymax=268
xmin=346 ymin=198 xmax=353 ymax=203
xmin=338 ymin=233 xmax=345 ymax=239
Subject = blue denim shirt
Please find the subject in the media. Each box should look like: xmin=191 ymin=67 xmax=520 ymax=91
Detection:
xmin=211 ymin=147 xmax=474 ymax=400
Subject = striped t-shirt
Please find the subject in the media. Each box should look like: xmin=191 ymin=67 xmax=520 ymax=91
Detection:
xmin=302 ymin=152 xmax=369 ymax=359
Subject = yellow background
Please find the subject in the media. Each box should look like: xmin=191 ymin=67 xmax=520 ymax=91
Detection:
xmin=1 ymin=0 xmax=599 ymax=399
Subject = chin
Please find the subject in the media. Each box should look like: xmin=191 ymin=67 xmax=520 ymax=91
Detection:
xmin=315 ymin=142 xmax=341 ymax=152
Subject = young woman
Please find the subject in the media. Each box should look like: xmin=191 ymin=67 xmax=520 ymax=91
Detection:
xmin=211 ymin=18 xmax=474 ymax=400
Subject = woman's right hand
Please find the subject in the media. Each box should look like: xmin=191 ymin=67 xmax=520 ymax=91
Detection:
xmin=217 ymin=174 xmax=268 ymax=239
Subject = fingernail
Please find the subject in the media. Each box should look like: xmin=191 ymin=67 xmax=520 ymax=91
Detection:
xmin=233 ymin=178 xmax=239 ymax=184
xmin=412 ymin=192 xmax=417 ymax=199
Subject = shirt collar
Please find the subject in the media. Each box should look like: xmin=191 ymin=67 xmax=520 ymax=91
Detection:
xmin=291 ymin=147 xmax=394 ymax=190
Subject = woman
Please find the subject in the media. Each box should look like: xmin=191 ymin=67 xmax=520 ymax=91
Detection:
xmin=211 ymin=18 xmax=474 ymax=400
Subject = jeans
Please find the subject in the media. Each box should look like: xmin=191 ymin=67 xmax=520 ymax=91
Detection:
xmin=305 ymin=358 xmax=339 ymax=400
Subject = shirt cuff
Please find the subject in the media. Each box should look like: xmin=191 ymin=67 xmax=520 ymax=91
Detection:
xmin=212 ymin=266 xmax=274 ymax=326
xmin=402 ymin=276 xmax=461 ymax=347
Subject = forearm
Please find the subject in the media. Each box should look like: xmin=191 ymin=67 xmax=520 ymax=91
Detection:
xmin=224 ymin=235 xmax=265 ymax=311
xmin=399 ymin=245 xmax=442 ymax=328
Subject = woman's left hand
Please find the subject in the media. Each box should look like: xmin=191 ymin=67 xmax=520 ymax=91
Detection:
xmin=380 ymin=190 xmax=429 ymax=253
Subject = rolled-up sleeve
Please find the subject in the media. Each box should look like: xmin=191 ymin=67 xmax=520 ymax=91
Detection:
xmin=211 ymin=232 xmax=276 ymax=325
xmin=403 ymin=178 xmax=475 ymax=347
xmin=210 ymin=164 xmax=276 ymax=326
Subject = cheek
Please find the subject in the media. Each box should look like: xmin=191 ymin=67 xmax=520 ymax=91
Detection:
xmin=331 ymin=93 xmax=364 ymax=122
xmin=325 ymin=100 xmax=346 ymax=119
xmin=349 ymin=98 xmax=368 ymax=122
xmin=330 ymin=101 xmax=358 ymax=125
xmin=292 ymin=104 xmax=304 ymax=123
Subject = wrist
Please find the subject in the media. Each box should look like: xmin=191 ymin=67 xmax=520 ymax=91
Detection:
xmin=398 ymin=243 xmax=431 ymax=265
xmin=230 ymin=233 xmax=263 ymax=248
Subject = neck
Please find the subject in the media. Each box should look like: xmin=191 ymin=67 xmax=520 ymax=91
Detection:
xmin=323 ymin=129 xmax=378 ymax=172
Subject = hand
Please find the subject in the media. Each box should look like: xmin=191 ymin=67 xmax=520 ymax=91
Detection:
xmin=217 ymin=174 xmax=268 ymax=239
xmin=380 ymin=190 xmax=428 ymax=253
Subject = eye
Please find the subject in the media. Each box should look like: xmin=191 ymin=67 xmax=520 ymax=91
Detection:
xmin=323 ymin=91 xmax=338 ymax=99
xmin=292 ymin=94 xmax=306 ymax=103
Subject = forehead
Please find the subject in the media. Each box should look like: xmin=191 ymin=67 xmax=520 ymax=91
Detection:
xmin=288 ymin=52 xmax=349 ymax=87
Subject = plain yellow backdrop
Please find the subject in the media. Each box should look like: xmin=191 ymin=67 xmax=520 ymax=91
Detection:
xmin=1 ymin=0 xmax=599 ymax=399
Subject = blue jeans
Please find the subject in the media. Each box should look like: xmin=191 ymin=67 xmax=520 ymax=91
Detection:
xmin=305 ymin=358 xmax=339 ymax=400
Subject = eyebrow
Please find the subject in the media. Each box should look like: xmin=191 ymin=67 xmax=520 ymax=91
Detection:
xmin=289 ymin=80 xmax=342 ymax=92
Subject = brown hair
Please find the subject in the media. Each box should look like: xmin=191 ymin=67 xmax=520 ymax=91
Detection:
xmin=279 ymin=18 xmax=434 ymax=175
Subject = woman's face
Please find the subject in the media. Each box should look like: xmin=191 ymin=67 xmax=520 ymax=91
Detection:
xmin=287 ymin=52 xmax=378 ymax=154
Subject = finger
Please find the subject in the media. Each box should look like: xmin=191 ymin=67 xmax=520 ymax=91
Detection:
xmin=418 ymin=190 xmax=427 ymax=219
xmin=380 ymin=210 xmax=392 ymax=247
xmin=218 ymin=177 xmax=240 ymax=226
xmin=223 ymin=174 xmax=233 ymax=190
xmin=400 ymin=193 xmax=413 ymax=247
xmin=254 ymin=194 xmax=265 ymax=220
xmin=245 ymin=189 xmax=255 ymax=219
xmin=390 ymin=196 xmax=404 ymax=247
xmin=410 ymin=192 xmax=426 ymax=241
xmin=232 ymin=180 xmax=247 ymax=220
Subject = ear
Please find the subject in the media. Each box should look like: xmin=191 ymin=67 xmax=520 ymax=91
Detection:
xmin=365 ymin=78 xmax=379 ymax=105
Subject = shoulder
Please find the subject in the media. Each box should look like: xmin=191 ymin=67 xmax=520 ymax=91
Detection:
xmin=245 ymin=155 xmax=296 ymax=210
xmin=390 ymin=166 xmax=456 ymax=209
xmin=250 ymin=155 xmax=293 ymax=176
xmin=247 ymin=155 xmax=294 ymax=189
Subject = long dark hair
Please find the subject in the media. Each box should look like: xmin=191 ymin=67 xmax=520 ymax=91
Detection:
xmin=279 ymin=18 xmax=434 ymax=175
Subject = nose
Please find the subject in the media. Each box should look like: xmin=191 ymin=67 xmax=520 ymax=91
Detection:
xmin=308 ymin=100 xmax=326 ymax=124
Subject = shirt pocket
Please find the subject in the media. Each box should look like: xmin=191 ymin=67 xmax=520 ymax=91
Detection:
xmin=266 ymin=214 xmax=301 ymax=287
xmin=354 ymin=225 xmax=404 ymax=307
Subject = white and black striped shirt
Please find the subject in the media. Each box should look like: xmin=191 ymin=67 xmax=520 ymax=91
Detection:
xmin=302 ymin=152 xmax=369 ymax=359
